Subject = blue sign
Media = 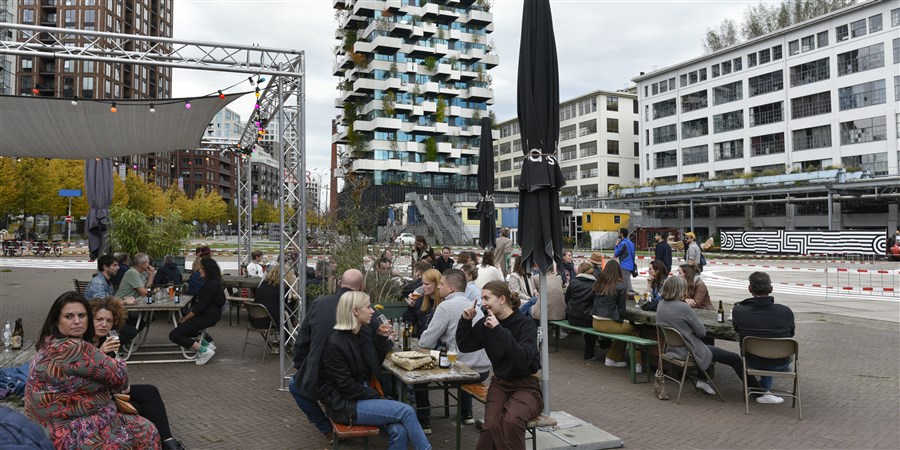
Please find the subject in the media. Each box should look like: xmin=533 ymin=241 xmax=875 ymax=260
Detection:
xmin=58 ymin=189 xmax=82 ymax=197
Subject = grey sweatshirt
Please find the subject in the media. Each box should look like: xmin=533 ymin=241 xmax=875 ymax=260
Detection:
xmin=419 ymin=292 xmax=492 ymax=374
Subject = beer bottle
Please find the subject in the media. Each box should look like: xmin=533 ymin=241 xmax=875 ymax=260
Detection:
xmin=439 ymin=345 xmax=450 ymax=369
xmin=11 ymin=318 xmax=23 ymax=350
xmin=401 ymin=322 xmax=411 ymax=351
xmin=717 ymin=300 xmax=725 ymax=323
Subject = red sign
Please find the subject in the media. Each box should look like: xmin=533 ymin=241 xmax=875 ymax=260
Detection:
xmin=64 ymin=216 xmax=73 ymax=223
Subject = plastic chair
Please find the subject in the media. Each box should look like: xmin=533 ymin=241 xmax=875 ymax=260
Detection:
xmin=657 ymin=326 xmax=725 ymax=404
xmin=242 ymin=303 xmax=277 ymax=363
xmin=741 ymin=337 xmax=801 ymax=420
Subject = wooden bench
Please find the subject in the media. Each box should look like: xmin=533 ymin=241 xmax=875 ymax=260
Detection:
xmin=462 ymin=383 xmax=558 ymax=450
xmin=549 ymin=319 xmax=656 ymax=384
xmin=329 ymin=418 xmax=380 ymax=450
xmin=73 ymin=279 xmax=90 ymax=295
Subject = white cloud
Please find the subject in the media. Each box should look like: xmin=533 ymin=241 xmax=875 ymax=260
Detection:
xmin=171 ymin=0 xmax=751 ymax=185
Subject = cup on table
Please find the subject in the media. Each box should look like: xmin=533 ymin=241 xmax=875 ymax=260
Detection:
xmin=447 ymin=345 xmax=459 ymax=373
xmin=376 ymin=315 xmax=392 ymax=338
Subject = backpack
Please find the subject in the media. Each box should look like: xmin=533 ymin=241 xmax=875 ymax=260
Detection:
xmin=698 ymin=252 xmax=707 ymax=272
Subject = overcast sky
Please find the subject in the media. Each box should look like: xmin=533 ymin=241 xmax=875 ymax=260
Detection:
xmin=171 ymin=0 xmax=755 ymax=191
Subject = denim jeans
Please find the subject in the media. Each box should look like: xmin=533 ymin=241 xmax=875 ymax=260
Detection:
xmin=518 ymin=296 xmax=538 ymax=317
xmin=461 ymin=371 xmax=491 ymax=416
xmin=750 ymin=360 xmax=792 ymax=391
xmin=355 ymin=399 xmax=432 ymax=450
xmin=288 ymin=374 xmax=331 ymax=434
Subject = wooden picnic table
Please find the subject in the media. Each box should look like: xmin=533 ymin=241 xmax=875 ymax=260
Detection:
xmin=123 ymin=296 xmax=196 ymax=363
xmin=222 ymin=275 xmax=262 ymax=290
xmin=382 ymin=349 xmax=479 ymax=450
xmin=0 ymin=342 xmax=35 ymax=369
xmin=624 ymin=303 xmax=738 ymax=341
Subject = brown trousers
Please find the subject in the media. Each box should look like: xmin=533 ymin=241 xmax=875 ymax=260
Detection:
xmin=477 ymin=375 xmax=543 ymax=450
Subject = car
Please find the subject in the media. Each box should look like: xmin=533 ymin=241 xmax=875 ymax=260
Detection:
xmin=394 ymin=232 xmax=416 ymax=245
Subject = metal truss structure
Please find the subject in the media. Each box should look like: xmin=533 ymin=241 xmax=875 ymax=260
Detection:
xmin=0 ymin=23 xmax=306 ymax=388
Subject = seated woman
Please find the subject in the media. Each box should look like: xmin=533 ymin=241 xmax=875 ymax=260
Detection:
xmin=508 ymin=255 xmax=538 ymax=316
xmin=679 ymin=264 xmax=713 ymax=310
xmin=90 ymin=297 xmax=185 ymax=450
xmin=252 ymin=262 xmax=298 ymax=329
xmin=591 ymin=260 xmax=643 ymax=372
xmin=457 ymin=281 xmax=542 ymax=450
xmin=474 ymin=252 xmax=504 ymax=289
xmin=565 ymin=262 xmax=599 ymax=361
xmin=642 ymin=260 xmax=669 ymax=311
xmin=400 ymin=268 xmax=442 ymax=432
xmin=169 ymin=258 xmax=225 ymax=365
xmin=25 ymin=292 xmax=160 ymax=449
xmin=318 ymin=291 xmax=431 ymax=450
xmin=656 ymin=277 xmax=763 ymax=396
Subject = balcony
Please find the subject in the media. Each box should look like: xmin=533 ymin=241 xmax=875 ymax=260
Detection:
xmin=467 ymin=10 xmax=492 ymax=26
xmin=354 ymin=117 xmax=402 ymax=132
xmin=466 ymin=86 xmax=493 ymax=101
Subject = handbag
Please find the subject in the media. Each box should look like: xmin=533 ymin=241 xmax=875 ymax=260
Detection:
xmin=653 ymin=328 xmax=670 ymax=401
xmin=114 ymin=393 xmax=139 ymax=415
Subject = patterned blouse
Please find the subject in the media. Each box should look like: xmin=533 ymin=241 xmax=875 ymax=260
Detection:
xmin=25 ymin=337 xmax=160 ymax=450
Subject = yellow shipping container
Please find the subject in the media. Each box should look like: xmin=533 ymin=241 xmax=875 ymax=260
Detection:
xmin=581 ymin=211 xmax=629 ymax=232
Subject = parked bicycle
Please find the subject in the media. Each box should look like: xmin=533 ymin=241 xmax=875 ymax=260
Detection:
xmin=50 ymin=240 xmax=63 ymax=257
xmin=2 ymin=239 xmax=24 ymax=257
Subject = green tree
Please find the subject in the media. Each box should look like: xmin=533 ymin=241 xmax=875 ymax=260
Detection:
xmin=112 ymin=174 xmax=129 ymax=208
xmin=123 ymin=172 xmax=165 ymax=216
xmin=253 ymin=199 xmax=277 ymax=224
xmin=190 ymin=189 xmax=227 ymax=224
xmin=163 ymin=184 xmax=192 ymax=216
xmin=424 ymin=137 xmax=438 ymax=162
xmin=46 ymin=160 xmax=88 ymax=217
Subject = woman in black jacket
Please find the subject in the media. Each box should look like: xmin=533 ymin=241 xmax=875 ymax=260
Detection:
xmin=457 ymin=280 xmax=542 ymax=450
xmin=564 ymin=262 xmax=599 ymax=361
xmin=318 ymin=292 xmax=431 ymax=450
xmin=251 ymin=262 xmax=297 ymax=329
xmin=169 ymin=257 xmax=224 ymax=365
xmin=591 ymin=259 xmax=643 ymax=372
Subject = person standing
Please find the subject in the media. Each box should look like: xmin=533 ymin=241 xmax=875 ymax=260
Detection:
xmin=412 ymin=236 xmax=435 ymax=262
xmin=684 ymin=232 xmax=702 ymax=269
xmin=654 ymin=232 xmax=672 ymax=274
xmin=457 ymin=281 xmax=542 ymax=450
xmin=318 ymin=291 xmax=429 ymax=450
xmin=246 ymin=250 xmax=264 ymax=278
xmin=418 ymin=269 xmax=490 ymax=425
xmin=613 ymin=228 xmax=636 ymax=294
xmin=290 ymin=269 xmax=365 ymax=444
xmin=732 ymin=272 xmax=796 ymax=405
xmin=433 ymin=246 xmax=455 ymax=273
xmin=493 ymin=228 xmax=512 ymax=277
xmin=589 ymin=251 xmax=605 ymax=278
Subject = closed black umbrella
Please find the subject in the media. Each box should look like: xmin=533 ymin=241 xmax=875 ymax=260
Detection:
xmin=476 ymin=116 xmax=496 ymax=250
xmin=516 ymin=0 xmax=562 ymax=415
xmin=516 ymin=0 xmax=564 ymax=275
xmin=85 ymin=158 xmax=113 ymax=260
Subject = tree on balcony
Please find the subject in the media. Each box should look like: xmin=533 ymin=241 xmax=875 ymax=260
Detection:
xmin=424 ymin=137 xmax=438 ymax=162
xmin=423 ymin=56 xmax=437 ymax=73
xmin=382 ymin=91 xmax=397 ymax=118
xmin=343 ymin=29 xmax=358 ymax=52
xmin=436 ymin=95 xmax=447 ymax=123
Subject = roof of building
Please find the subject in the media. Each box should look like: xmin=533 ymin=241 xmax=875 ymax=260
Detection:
xmin=631 ymin=0 xmax=883 ymax=82
xmin=496 ymin=87 xmax=637 ymax=126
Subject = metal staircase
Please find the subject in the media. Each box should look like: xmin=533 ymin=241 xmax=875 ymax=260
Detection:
xmin=405 ymin=193 xmax=472 ymax=246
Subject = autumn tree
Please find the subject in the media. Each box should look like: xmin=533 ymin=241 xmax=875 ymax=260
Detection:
xmin=163 ymin=184 xmax=192 ymax=216
xmin=253 ymin=199 xmax=277 ymax=224
xmin=703 ymin=0 xmax=856 ymax=52
xmin=123 ymin=172 xmax=166 ymax=216
xmin=190 ymin=188 xmax=227 ymax=224
xmin=112 ymin=174 xmax=129 ymax=207
xmin=46 ymin=160 xmax=89 ymax=217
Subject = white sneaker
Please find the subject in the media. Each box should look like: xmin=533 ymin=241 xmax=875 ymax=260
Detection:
xmin=756 ymin=393 xmax=784 ymax=404
xmin=204 ymin=341 xmax=217 ymax=352
xmin=195 ymin=348 xmax=215 ymax=365
xmin=695 ymin=380 xmax=716 ymax=395
xmin=605 ymin=357 xmax=627 ymax=368
xmin=635 ymin=364 xmax=643 ymax=374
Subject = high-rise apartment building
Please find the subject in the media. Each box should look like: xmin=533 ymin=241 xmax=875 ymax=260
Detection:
xmin=332 ymin=0 xmax=498 ymax=206
xmin=494 ymin=89 xmax=641 ymax=199
xmin=634 ymin=0 xmax=899 ymax=183
xmin=170 ymin=107 xmax=240 ymax=202
xmin=0 ymin=0 xmax=16 ymax=95
xmin=15 ymin=0 xmax=174 ymax=185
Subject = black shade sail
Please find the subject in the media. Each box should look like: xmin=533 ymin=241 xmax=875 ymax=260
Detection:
xmin=476 ymin=116 xmax=496 ymax=250
xmin=516 ymin=0 xmax=564 ymax=274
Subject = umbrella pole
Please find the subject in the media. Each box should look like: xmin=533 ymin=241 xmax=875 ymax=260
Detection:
xmin=539 ymin=272 xmax=550 ymax=415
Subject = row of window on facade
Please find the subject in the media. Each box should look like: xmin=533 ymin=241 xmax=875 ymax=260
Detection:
xmin=651 ymin=114 xmax=892 ymax=172
xmin=372 ymin=171 xmax=479 ymax=189
xmin=557 ymin=95 xmax=637 ymax=122
xmin=647 ymin=8 xmax=899 ymax=98
xmin=19 ymin=1 xmax=169 ymax=35
xmin=649 ymin=42 xmax=896 ymax=124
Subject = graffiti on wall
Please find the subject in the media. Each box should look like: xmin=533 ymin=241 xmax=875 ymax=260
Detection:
xmin=720 ymin=230 xmax=888 ymax=256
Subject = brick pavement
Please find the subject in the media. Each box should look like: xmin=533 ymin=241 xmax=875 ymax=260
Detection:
xmin=1 ymin=263 xmax=899 ymax=449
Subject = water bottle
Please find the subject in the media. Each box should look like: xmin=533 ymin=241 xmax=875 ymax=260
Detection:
xmin=2 ymin=321 xmax=11 ymax=351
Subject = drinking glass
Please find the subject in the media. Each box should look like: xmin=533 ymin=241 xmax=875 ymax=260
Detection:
xmin=447 ymin=344 xmax=459 ymax=373
xmin=107 ymin=330 xmax=122 ymax=360
xmin=376 ymin=315 xmax=392 ymax=338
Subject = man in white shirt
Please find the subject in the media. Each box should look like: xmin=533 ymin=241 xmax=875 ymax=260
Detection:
xmin=247 ymin=250 xmax=264 ymax=277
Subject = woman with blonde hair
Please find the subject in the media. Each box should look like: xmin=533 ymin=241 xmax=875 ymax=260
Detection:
xmin=457 ymin=281 xmax=542 ymax=450
xmin=319 ymin=292 xmax=430 ymax=450
xmin=252 ymin=262 xmax=298 ymax=329
xmin=679 ymin=264 xmax=713 ymax=310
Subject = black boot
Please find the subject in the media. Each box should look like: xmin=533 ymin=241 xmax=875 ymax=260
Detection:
xmin=161 ymin=438 xmax=186 ymax=450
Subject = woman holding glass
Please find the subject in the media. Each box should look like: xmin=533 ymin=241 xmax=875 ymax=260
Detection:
xmin=400 ymin=267 xmax=442 ymax=432
xmin=318 ymin=291 xmax=431 ymax=450
xmin=642 ymin=260 xmax=669 ymax=311
xmin=90 ymin=296 xmax=185 ymax=450
xmin=25 ymin=292 xmax=160 ymax=449
xmin=457 ymin=280 xmax=542 ymax=450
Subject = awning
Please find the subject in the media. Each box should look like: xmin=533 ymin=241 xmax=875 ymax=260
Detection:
xmin=0 ymin=92 xmax=246 ymax=159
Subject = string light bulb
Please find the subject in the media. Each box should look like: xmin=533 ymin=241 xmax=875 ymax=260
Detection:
xmin=255 ymin=88 xmax=260 ymax=98
xmin=71 ymin=96 xmax=78 ymax=106
xmin=258 ymin=77 xmax=266 ymax=84
xmin=248 ymin=76 xmax=255 ymax=86
xmin=184 ymin=100 xmax=192 ymax=109
xmin=218 ymin=90 xmax=225 ymax=99
xmin=149 ymin=103 xmax=156 ymax=113
xmin=254 ymin=103 xmax=260 ymax=110
xmin=110 ymin=102 xmax=117 ymax=113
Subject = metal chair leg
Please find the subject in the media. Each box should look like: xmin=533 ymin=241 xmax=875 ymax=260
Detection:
xmin=675 ymin=364 xmax=689 ymax=404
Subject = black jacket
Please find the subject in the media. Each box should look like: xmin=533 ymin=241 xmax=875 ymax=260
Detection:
xmin=191 ymin=278 xmax=225 ymax=322
xmin=292 ymin=287 xmax=352 ymax=399
xmin=732 ymin=296 xmax=795 ymax=366
xmin=153 ymin=262 xmax=183 ymax=286
xmin=400 ymin=278 xmax=422 ymax=300
xmin=654 ymin=242 xmax=673 ymax=273
xmin=456 ymin=311 xmax=540 ymax=381
xmin=251 ymin=282 xmax=282 ymax=329
xmin=564 ymin=274 xmax=596 ymax=321
xmin=317 ymin=329 xmax=390 ymax=425
xmin=432 ymin=257 xmax=454 ymax=274
xmin=591 ymin=282 xmax=627 ymax=323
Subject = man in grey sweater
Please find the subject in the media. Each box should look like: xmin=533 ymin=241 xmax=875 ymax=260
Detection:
xmin=419 ymin=268 xmax=491 ymax=425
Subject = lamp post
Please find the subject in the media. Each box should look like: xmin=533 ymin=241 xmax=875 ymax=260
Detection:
xmin=689 ymin=181 xmax=706 ymax=233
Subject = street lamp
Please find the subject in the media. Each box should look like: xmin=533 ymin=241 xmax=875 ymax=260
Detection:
xmin=689 ymin=181 xmax=706 ymax=233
